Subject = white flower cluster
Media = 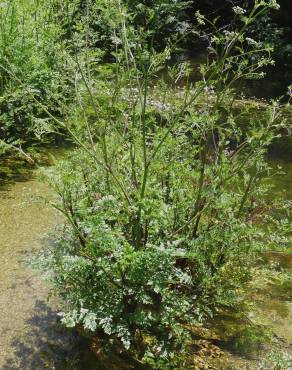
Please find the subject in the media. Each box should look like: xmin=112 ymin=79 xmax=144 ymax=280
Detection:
xmin=223 ymin=30 xmax=239 ymax=41
xmin=149 ymin=98 xmax=171 ymax=111
xmin=258 ymin=1 xmax=280 ymax=10
xmin=246 ymin=37 xmax=259 ymax=47
xmin=195 ymin=10 xmax=205 ymax=26
xmin=232 ymin=6 xmax=246 ymax=15
xmin=266 ymin=0 xmax=280 ymax=10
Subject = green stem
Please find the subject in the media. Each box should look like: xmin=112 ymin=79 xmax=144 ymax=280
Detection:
xmin=237 ymin=172 xmax=256 ymax=217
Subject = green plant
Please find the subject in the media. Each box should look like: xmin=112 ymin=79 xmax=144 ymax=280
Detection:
xmin=36 ymin=0 xmax=291 ymax=368
xmin=64 ymin=0 xmax=192 ymax=54
xmin=0 ymin=0 xmax=73 ymax=150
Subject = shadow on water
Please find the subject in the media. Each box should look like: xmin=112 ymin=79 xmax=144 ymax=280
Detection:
xmin=0 ymin=146 xmax=70 ymax=191
xmin=1 ymin=297 xmax=151 ymax=370
xmin=0 ymin=157 xmax=35 ymax=191
xmin=1 ymin=299 xmax=105 ymax=370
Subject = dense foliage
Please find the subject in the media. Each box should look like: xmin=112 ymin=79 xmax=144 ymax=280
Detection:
xmin=70 ymin=0 xmax=192 ymax=52
xmin=0 ymin=0 xmax=74 ymax=153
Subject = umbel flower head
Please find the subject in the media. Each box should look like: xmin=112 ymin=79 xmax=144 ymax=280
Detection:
xmin=232 ymin=6 xmax=246 ymax=15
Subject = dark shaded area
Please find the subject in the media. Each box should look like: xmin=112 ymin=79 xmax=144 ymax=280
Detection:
xmin=1 ymin=296 xmax=151 ymax=370
xmin=0 ymin=156 xmax=36 ymax=190
xmin=187 ymin=0 xmax=292 ymax=100
xmin=269 ymin=137 xmax=292 ymax=161
xmin=2 ymin=300 xmax=76 ymax=370
xmin=190 ymin=0 xmax=292 ymax=35
xmin=1 ymin=299 xmax=105 ymax=370
xmin=0 ymin=146 xmax=71 ymax=191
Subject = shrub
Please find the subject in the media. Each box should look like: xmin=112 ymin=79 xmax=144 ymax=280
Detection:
xmin=38 ymin=0 xmax=290 ymax=367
